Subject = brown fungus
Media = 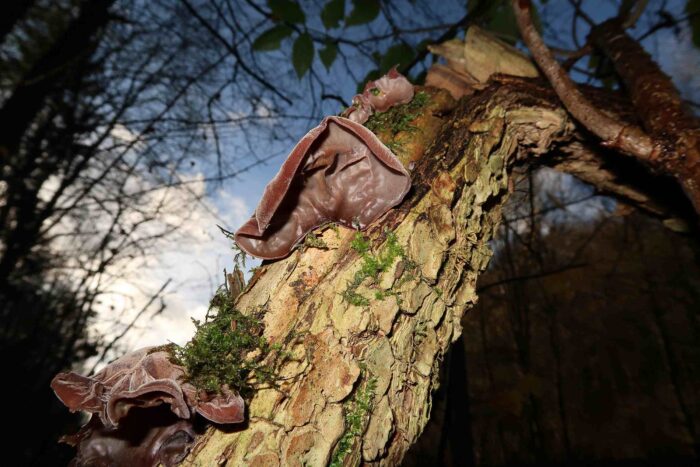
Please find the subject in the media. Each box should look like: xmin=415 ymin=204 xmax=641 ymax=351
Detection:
xmin=344 ymin=67 xmax=414 ymax=124
xmin=235 ymin=115 xmax=411 ymax=259
xmin=51 ymin=347 xmax=245 ymax=427
xmin=62 ymin=408 xmax=197 ymax=467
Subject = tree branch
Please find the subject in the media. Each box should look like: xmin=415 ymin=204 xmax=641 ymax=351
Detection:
xmin=511 ymin=0 xmax=657 ymax=162
xmin=180 ymin=0 xmax=292 ymax=105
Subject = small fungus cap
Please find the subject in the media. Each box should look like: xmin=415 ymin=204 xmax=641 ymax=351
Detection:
xmin=361 ymin=67 xmax=414 ymax=113
xmin=344 ymin=67 xmax=415 ymax=124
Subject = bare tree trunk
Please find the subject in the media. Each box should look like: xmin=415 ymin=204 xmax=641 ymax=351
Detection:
xmin=183 ymin=78 xmax=590 ymax=466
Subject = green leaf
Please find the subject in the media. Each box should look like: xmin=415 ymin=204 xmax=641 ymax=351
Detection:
xmin=486 ymin=2 xmax=518 ymax=43
xmin=252 ymin=25 xmax=293 ymax=51
xmin=268 ymin=0 xmax=306 ymax=23
xmin=319 ymin=41 xmax=338 ymax=70
xmin=484 ymin=0 xmax=541 ymax=43
xmin=292 ymin=33 xmax=314 ymax=78
xmin=379 ymin=43 xmax=414 ymax=74
xmin=357 ymin=69 xmax=380 ymax=93
xmin=321 ymin=0 xmax=345 ymax=29
xmin=688 ymin=0 xmax=700 ymax=48
xmin=346 ymin=0 xmax=380 ymax=26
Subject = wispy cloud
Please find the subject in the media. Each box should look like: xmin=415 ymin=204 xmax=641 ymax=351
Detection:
xmin=85 ymin=173 xmax=255 ymax=369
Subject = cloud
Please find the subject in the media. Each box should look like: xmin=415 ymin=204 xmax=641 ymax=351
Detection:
xmin=84 ymin=173 xmax=254 ymax=370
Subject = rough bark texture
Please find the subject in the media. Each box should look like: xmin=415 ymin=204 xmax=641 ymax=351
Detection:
xmin=183 ymin=79 xmax=585 ymax=466
xmin=511 ymin=0 xmax=656 ymax=161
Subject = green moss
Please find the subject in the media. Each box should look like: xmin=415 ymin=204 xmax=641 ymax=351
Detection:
xmin=172 ymin=287 xmax=284 ymax=397
xmin=329 ymin=371 xmax=378 ymax=467
xmin=299 ymin=223 xmax=339 ymax=252
xmin=328 ymin=222 xmax=340 ymax=236
xmin=304 ymin=231 xmax=328 ymax=250
xmin=384 ymin=140 xmax=403 ymax=154
xmin=365 ymin=91 xmax=430 ymax=137
xmin=341 ymin=231 xmax=405 ymax=306
xmin=350 ymin=231 xmax=370 ymax=253
xmin=374 ymin=290 xmax=391 ymax=300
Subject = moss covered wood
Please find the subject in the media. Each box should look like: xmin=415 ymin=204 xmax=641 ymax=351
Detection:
xmin=184 ymin=81 xmax=589 ymax=466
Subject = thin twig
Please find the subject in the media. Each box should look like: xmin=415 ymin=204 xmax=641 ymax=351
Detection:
xmin=88 ymin=279 xmax=172 ymax=374
xmin=511 ymin=0 xmax=656 ymax=161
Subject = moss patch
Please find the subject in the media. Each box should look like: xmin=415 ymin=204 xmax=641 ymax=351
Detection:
xmin=329 ymin=371 xmax=378 ymax=467
xmin=365 ymin=86 xmax=456 ymax=166
xmin=303 ymin=231 xmax=328 ymax=250
xmin=365 ymin=91 xmax=430 ymax=137
xmin=341 ymin=231 xmax=405 ymax=307
xmin=172 ymin=287 xmax=284 ymax=397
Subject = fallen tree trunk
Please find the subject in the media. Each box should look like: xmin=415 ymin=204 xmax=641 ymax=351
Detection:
xmin=184 ymin=77 xmax=615 ymax=466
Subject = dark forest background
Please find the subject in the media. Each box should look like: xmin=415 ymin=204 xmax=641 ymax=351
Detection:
xmin=408 ymin=169 xmax=700 ymax=466
xmin=1 ymin=0 xmax=699 ymax=465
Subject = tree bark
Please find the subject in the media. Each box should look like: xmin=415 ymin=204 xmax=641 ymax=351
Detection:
xmin=183 ymin=77 xmax=594 ymax=466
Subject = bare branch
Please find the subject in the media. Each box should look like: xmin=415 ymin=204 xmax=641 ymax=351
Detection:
xmin=512 ymin=0 xmax=657 ymax=162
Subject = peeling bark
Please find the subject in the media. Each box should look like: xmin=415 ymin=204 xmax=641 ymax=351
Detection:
xmin=428 ymin=28 xmax=696 ymax=229
xmin=184 ymin=80 xmax=594 ymax=466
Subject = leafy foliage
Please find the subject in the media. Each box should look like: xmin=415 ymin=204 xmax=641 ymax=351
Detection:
xmin=252 ymin=25 xmax=293 ymax=51
xmin=346 ymin=0 xmax=381 ymax=26
xmin=319 ymin=41 xmax=338 ymax=70
xmin=292 ymin=32 xmax=314 ymax=78
xmin=321 ymin=0 xmax=345 ymax=29
xmin=380 ymin=43 xmax=414 ymax=73
xmin=268 ymin=0 xmax=306 ymax=23
xmin=467 ymin=0 xmax=541 ymax=42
